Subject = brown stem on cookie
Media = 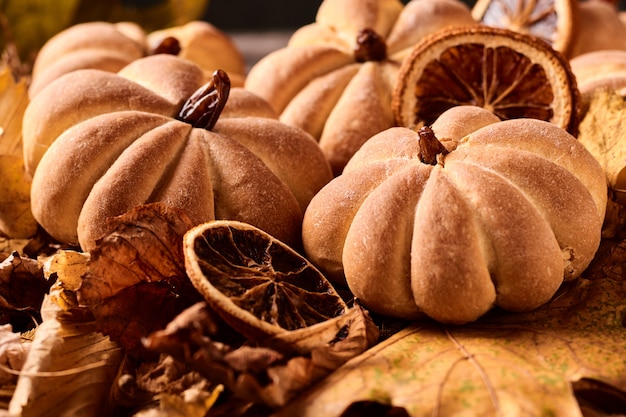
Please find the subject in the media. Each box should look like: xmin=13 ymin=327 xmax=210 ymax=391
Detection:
xmin=354 ymin=28 xmax=387 ymax=62
xmin=178 ymin=69 xmax=231 ymax=130
xmin=417 ymin=126 xmax=448 ymax=165
xmin=152 ymin=36 xmax=182 ymax=56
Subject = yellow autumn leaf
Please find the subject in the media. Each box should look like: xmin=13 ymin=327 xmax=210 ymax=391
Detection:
xmin=275 ymin=277 xmax=626 ymax=417
xmin=0 ymin=65 xmax=28 ymax=158
xmin=578 ymin=88 xmax=626 ymax=203
xmin=0 ymin=155 xmax=36 ymax=239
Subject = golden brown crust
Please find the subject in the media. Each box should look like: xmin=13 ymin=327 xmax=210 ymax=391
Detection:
xmin=29 ymin=21 xmax=147 ymax=98
xmin=22 ymin=70 xmax=179 ymax=177
xmin=317 ymin=61 xmax=397 ymax=175
xmin=302 ymin=158 xmax=413 ymax=285
xmin=245 ymin=46 xmax=354 ymax=113
xmin=30 ymin=111 xmax=177 ymax=246
xmin=386 ymin=0 xmax=476 ymax=59
xmin=23 ymin=54 xmax=205 ymax=177
xmin=221 ymin=88 xmax=279 ymax=119
xmin=212 ymin=118 xmax=333 ymax=213
xmin=430 ymin=105 xmax=500 ymax=151
xmin=117 ymin=54 xmax=205 ymax=108
xmin=147 ymin=21 xmax=246 ymax=85
xmin=343 ymin=162 xmax=435 ymax=319
xmin=77 ymin=119 xmax=195 ymax=250
xmin=315 ymin=0 xmax=404 ymax=44
xmin=280 ymin=64 xmax=360 ymax=140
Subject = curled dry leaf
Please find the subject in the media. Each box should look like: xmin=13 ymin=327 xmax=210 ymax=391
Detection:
xmin=143 ymin=301 xmax=378 ymax=409
xmin=274 ymin=275 xmax=626 ymax=417
xmin=0 ymin=251 xmax=52 ymax=331
xmin=41 ymin=250 xmax=93 ymax=322
xmin=77 ymin=203 xmax=203 ymax=354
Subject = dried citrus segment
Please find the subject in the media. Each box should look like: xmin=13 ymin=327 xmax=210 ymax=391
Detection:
xmin=392 ymin=26 xmax=580 ymax=134
xmin=183 ymin=220 xmax=348 ymax=341
xmin=471 ymin=0 xmax=577 ymax=56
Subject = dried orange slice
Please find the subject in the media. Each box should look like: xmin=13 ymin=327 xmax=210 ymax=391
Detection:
xmin=471 ymin=0 xmax=578 ymax=56
xmin=183 ymin=220 xmax=348 ymax=341
xmin=392 ymin=26 xmax=580 ymax=135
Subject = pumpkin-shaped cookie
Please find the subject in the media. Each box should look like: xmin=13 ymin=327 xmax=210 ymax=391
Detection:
xmin=24 ymin=54 xmax=332 ymax=251
xmin=245 ymin=0 xmax=476 ymax=175
xmin=29 ymin=20 xmax=245 ymax=98
xmin=302 ymin=109 xmax=607 ymax=324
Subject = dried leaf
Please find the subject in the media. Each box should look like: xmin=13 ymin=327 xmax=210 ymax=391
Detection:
xmin=8 ymin=314 xmax=123 ymax=417
xmin=0 ymin=65 xmax=28 ymax=157
xmin=134 ymin=385 xmax=224 ymax=417
xmin=275 ymin=277 xmax=626 ymax=417
xmin=0 ymin=155 xmax=36 ymax=239
xmin=41 ymin=250 xmax=92 ymax=322
xmin=0 ymin=324 xmax=28 ymax=386
xmin=77 ymin=203 xmax=202 ymax=353
xmin=41 ymin=249 xmax=89 ymax=292
xmin=144 ymin=302 xmax=379 ymax=409
xmin=578 ymin=88 xmax=626 ymax=203
xmin=0 ymin=251 xmax=52 ymax=331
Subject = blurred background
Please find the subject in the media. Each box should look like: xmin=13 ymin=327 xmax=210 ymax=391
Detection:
xmin=204 ymin=0 xmax=626 ymax=30
xmin=2 ymin=0 xmax=626 ymax=70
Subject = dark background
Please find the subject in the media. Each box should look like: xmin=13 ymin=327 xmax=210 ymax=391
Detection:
xmin=203 ymin=0 xmax=626 ymax=31
xmin=204 ymin=0 xmax=469 ymax=30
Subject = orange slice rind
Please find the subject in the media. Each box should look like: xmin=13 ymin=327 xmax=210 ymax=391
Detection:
xmin=392 ymin=25 xmax=580 ymax=135
xmin=183 ymin=220 xmax=349 ymax=341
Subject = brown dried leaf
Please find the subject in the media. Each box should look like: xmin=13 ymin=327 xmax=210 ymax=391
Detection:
xmin=77 ymin=203 xmax=203 ymax=353
xmin=274 ymin=276 xmax=626 ymax=417
xmin=0 ymin=251 xmax=52 ymax=331
xmin=144 ymin=302 xmax=378 ymax=409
